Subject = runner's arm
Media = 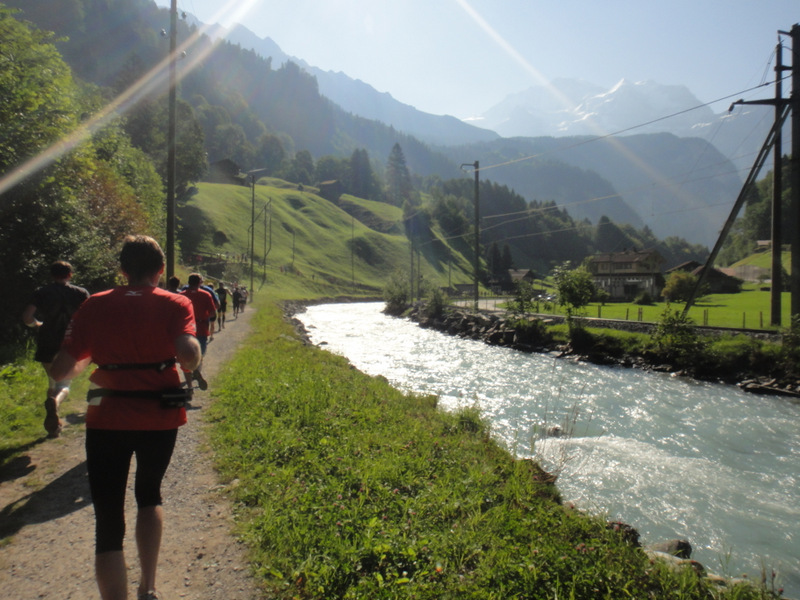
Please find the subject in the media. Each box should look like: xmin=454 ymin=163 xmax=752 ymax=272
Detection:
xmin=21 ymin=304 xmax=41 ymax=328
xmin=50 ymin=350 xmax=91 ymax=382
xmin=176 ymin=333 xmax=202 ymax=372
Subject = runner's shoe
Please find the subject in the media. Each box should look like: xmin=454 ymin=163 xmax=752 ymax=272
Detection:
xmin=44 ymin=397 xmax=62 ymax=438
xmin=193 ymin=370 xmax=208 ymax=391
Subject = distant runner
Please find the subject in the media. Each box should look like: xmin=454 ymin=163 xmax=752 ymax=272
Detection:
xmin=21 ymin=260 xmax=90 ymax=438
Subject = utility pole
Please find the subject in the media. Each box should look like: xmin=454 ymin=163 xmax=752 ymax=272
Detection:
xmin=772 ymin=38 xmax=785 ymax=325
xmin=409 ymin=219 xmax=414 ymax=302
xmin=268 ymin=198 xmax=272 ymax=287
xmin=351 ymin=216 xmax=355 ymax=293
xmin=790 ymin=23 xmax=800 ymax=318
xmin=250 ymin=174 xmax=255 ymax=294
xmin=165 ymin=0 xmax=177 ymax=278
xmin=685 ymin=26 xmax=797 ymax=322
xmin=462 ymin=161 xmax=480 ymax=310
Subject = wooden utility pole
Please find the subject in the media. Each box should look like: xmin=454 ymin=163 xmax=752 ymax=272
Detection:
xmin=250 ymin=174 xmax=255 ymax=294
xmin=165 ymin=0 xmax=177 ymax=278
xmin=790 ymin=23 xmax=800 ymax=318
xmin=684 ymin=25 xmax=798 ymax=322
xmin=474 ymin=161 xmax=480 ymax=310
xmin=772 ymin=38 xmax=785 ymax=325
xmin=462 ymin=161 xmax=480 ymax=310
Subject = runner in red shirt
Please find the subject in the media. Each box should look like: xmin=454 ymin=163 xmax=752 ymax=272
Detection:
xmin=180 ymin=273 xmax=216 ymax=391
xmin=51 ymin=235 xmax=201 ymax=600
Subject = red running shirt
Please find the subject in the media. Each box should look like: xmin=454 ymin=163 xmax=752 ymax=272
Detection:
xmin=180 ymin=287 xmax=216 ymax=337
xmin=61 ymin=286 xmax=196 ymax=430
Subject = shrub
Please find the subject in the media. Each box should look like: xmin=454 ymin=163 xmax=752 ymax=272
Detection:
xmin=383 ymin=270 xmax=410 ymax=315
xmin=781 ymin=314 xmax=800 ymax=376
xmin=650 ymin=306 xmax=706 ymax=367
xmin=422 ymin=286 xmax=449 ymax=320
xmin=568 ymin=325 xmax=595 ymax=353
xmin=509 ymin=317 xmax=551 ymax=346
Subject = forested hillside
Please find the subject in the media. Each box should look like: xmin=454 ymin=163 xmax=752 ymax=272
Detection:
xmin=1 ymin=0 xmax=714 ymax=356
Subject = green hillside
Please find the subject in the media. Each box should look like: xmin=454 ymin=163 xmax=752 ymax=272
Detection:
xmin=179 ymin=181 xmax=475 ymax=294
xmin=731 ymin=249 xmax=791 ymax=272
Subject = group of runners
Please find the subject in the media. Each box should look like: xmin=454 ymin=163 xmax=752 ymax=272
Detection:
xmin=21 ymin=240 xmax=252 ymax=600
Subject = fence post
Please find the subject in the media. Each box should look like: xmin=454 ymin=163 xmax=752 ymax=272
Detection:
xmin=625 ymin=308 xmax=629 ymax=320
xmin=598 ymin=305 xmax=601 ymax=318
xmin=743 ymin=313 xmax=746 ymax=329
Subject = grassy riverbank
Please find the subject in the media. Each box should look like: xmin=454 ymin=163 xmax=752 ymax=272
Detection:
xmin=0 ymin=274 xmax=785 ymax=597
xmin=208 ymin=295 xmax=783 ymax=599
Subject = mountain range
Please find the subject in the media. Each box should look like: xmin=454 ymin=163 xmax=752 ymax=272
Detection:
xmin=217 ymin=20 xmax=774 ymax=177
xmin=209 ymin=21 xmax=765 ymax=248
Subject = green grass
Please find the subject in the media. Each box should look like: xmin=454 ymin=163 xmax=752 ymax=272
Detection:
xmin=0 ymin=351 xmax=91 ymax=462
xmin=205 ymin=296 xmax=782 ymax=599
xmin=731 ymin=250 xmax=791 ymax=272
xmin=536 ymin=286 xmax=793 ymax=330
xmin=184 ymin=182 xmax=474 ymax=294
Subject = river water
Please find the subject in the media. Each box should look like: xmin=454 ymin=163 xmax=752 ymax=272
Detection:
xmin=297 ymin=302 xmax=800 ymax=594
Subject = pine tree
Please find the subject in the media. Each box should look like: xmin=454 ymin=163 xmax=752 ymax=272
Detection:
xmin=385 ymin=143 xmax=413 ymax=206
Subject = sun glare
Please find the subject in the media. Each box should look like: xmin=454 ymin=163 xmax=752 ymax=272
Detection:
xmin=452 ymin=0 xmax=704 ymax=216
xmin=0 ymin=0 xmax=259 ymax=202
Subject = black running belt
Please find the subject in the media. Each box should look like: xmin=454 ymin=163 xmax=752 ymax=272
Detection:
xmin=97 ymin=358 xmax=177 ymax=372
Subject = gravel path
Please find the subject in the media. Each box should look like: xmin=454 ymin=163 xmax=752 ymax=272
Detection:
xmin=0 ymin=307 xmax=262 ymax=599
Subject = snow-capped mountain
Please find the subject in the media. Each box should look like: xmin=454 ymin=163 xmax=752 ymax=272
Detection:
xmin=476 ymin=78 xmax=775 ymax=177
xmin=475 ymin=78 xmax=717 ymax=138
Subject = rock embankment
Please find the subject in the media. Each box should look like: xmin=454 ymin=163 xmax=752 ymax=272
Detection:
xmin=405 ymin=304 xmax=800 ymax=399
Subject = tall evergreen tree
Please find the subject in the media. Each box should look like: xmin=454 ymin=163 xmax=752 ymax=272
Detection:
xmin=385 ymin=142 xmax=413 ymax=206
xmin=349 ymin=148 xmax=379 ymax=200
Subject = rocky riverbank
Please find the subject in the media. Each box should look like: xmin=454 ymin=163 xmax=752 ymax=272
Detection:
xmin=402 ymin=303 xmax=800 ymax=400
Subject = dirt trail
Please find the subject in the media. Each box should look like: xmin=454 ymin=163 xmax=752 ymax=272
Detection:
xmin=0 ymin=307 xmax=261 ymax=599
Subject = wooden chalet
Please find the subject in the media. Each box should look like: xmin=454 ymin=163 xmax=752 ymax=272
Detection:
xmin=586 ymin=249 xmax=664 ymax=301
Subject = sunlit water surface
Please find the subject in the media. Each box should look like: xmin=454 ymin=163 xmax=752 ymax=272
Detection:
xmin=298 ymin=302 xmax=800 ymax=594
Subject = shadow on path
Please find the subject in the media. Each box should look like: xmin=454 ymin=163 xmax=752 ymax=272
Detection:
xmin=0 ymin=461 xmax=90 ymax=539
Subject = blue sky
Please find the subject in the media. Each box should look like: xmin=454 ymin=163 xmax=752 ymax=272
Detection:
xmin=157 ymin=0 xmax=798 ymax=119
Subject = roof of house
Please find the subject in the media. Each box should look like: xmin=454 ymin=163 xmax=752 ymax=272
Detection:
xmin=665 ymin=260 xmax=701 ymax=273
xmin=588 ymin=249 xmax=663 ymax=264
xmin=509 ymin=269 xmax=534 ymax=280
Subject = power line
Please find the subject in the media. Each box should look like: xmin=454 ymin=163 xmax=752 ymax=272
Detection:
xmin=477 ymin=78 xmax=789 ymax=175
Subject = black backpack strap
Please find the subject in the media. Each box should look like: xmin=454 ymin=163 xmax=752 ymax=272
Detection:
xmin=86 ymin=386 xmax=191 ymax=408
xmin=97 ymin=358 xmax=177 ymax=372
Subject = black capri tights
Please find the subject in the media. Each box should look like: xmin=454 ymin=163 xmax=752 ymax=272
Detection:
xmin=86 ymin=428 xmax=178 ymax=554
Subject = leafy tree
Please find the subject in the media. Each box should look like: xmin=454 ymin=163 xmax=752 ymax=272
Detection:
xmin=431 ymin=192 xmax=469 ymax=240
xmin=255 ymin=133 xmax=286 ymax=175
xmin=511 ymin=279 xmax=537 ymax=315
xmin=90 ymin=118 xmax=165 ymax=233
xmin=0 ymin=11 xmax=162 ymax=351
xmin=124 ymin=98 xmax=207 ymax=194
xmin=385 ymin=142 xmax=413 ymax=206
xmin=662 ymin=270 xmax=702 ymax=303
xmin=314 ymin=155 xmax=348 ymax=185
xmin=283 ymin=150 xmax=314 ymax=185
xmin=553 ymin=262 xmax=595 ymax=321
xmin=0 ymin=8 xmax=77 ymax=173
xmin=210 ymin=123 xmax=247 ymax=163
